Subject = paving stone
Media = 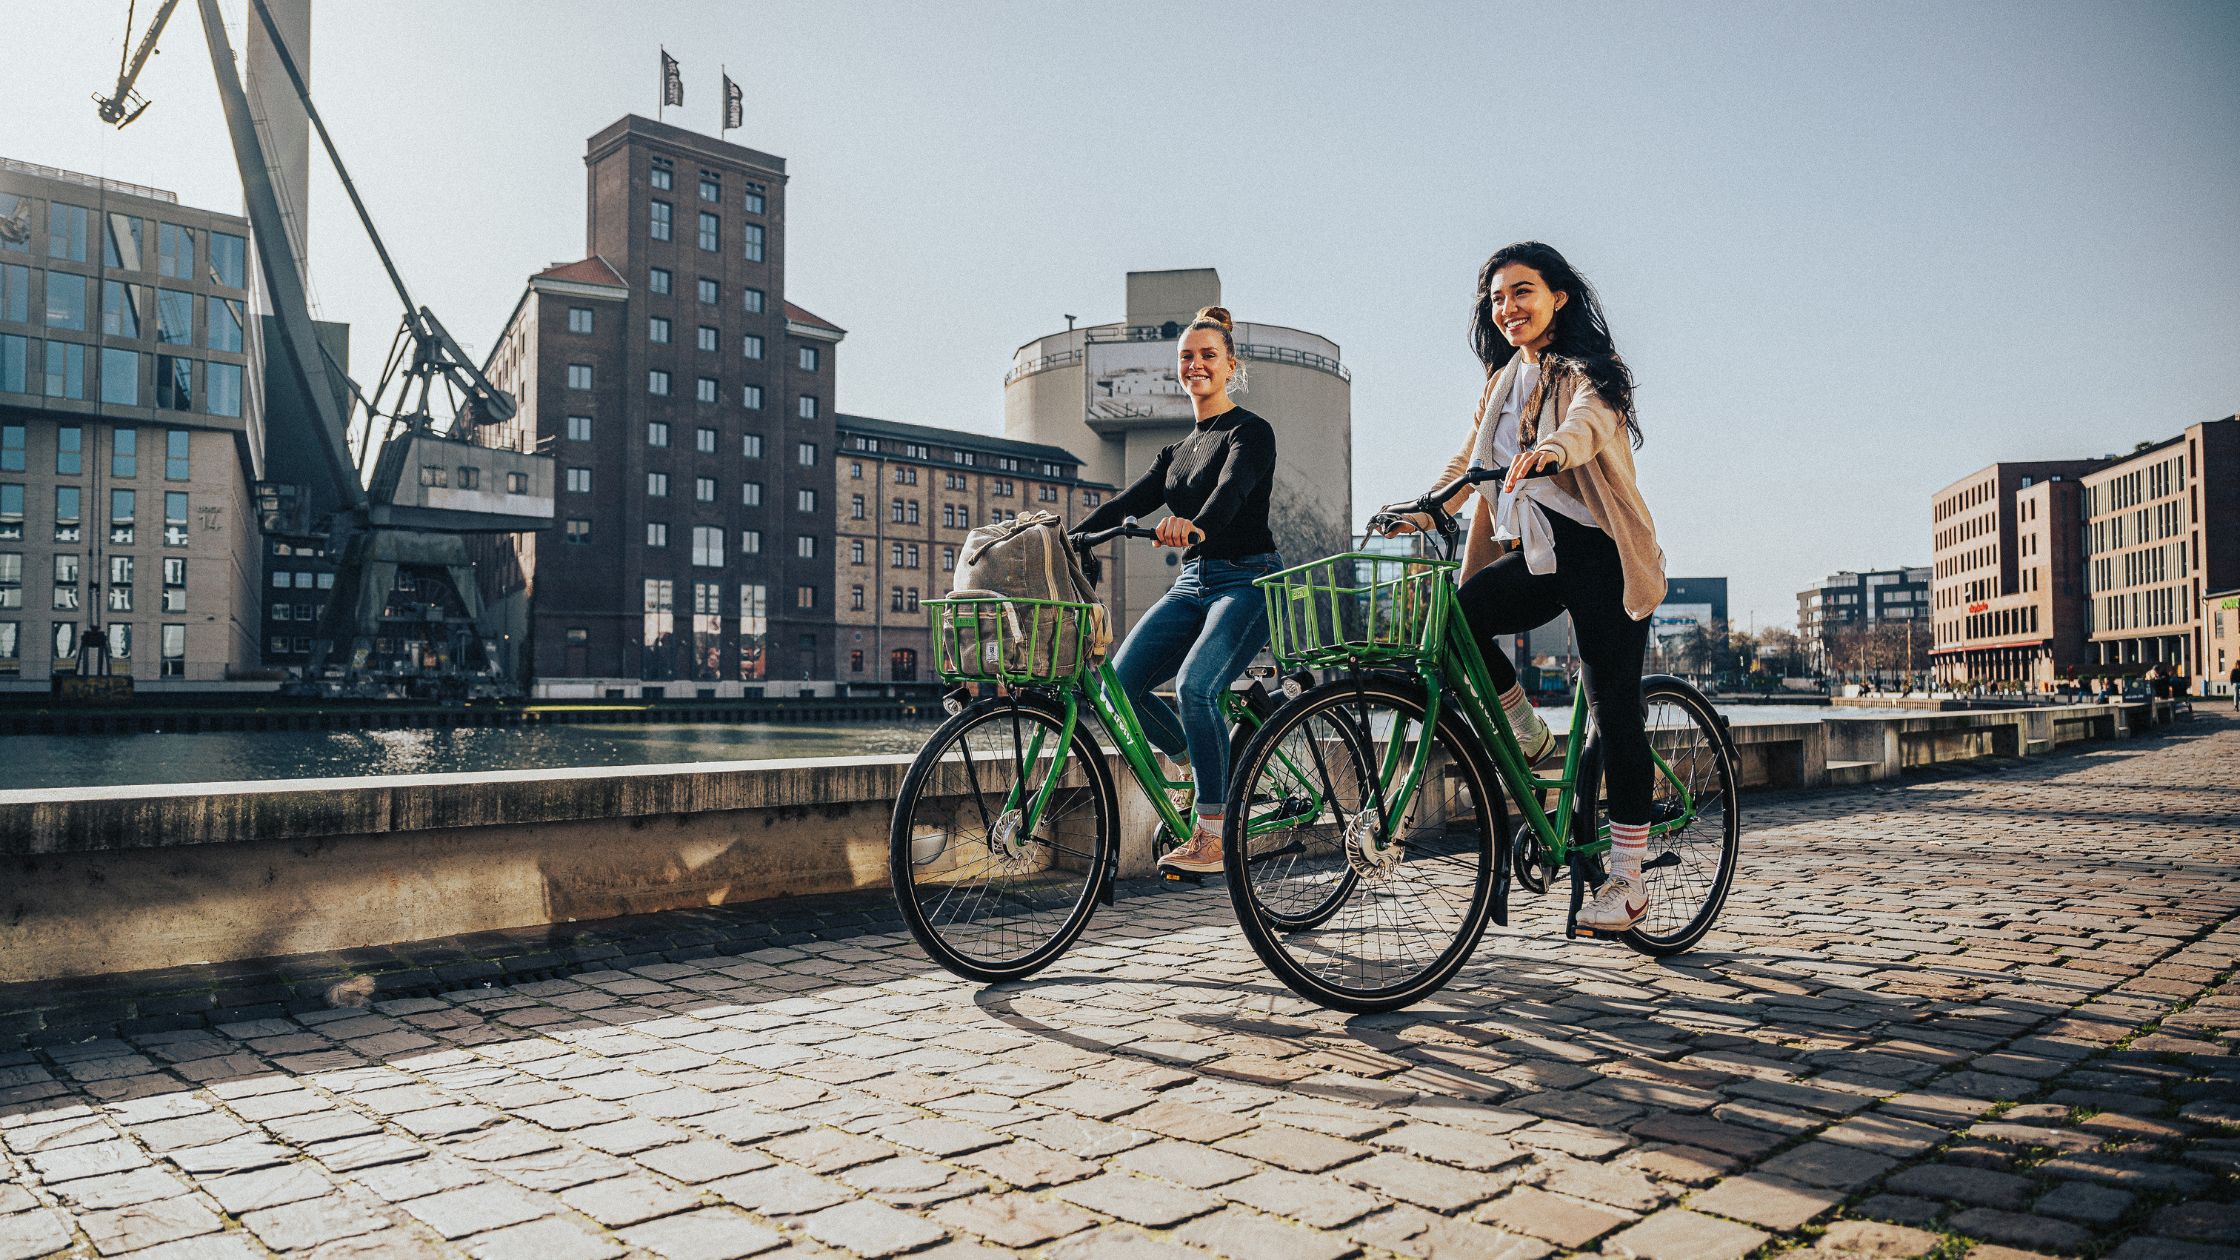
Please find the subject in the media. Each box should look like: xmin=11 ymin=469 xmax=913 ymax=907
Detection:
xmin=1690 ymin=1171 xmax=1843 ymax=1230
xmin=1211 ymin=1122 xmax=1368 ymax=1172
xmin=614 ymin=1208 xmax=786 ymax=1260
xmin=1043 ymin=1228 xmax=1205 ymax=1260
xmin=48 ymin=1165 xmax=190 ymax=1210
xmin=1339 ymin=1151 xmax=1500 ymax=1213
xmin=1604 ymin=1208 xmax=1768 ymax=1260
xmin=2104 ymin=1240 xmax=2240 ymax=1260
xmin=398 ymin=1183 xmax=554 ymax=1239
xmin=1883 ymin=1162 xmax=2033 ymax=1209
xmin=1220 ymin=1169 xmax=1385 ymax=1228
xmin=1479 ymin=1184 xmax=1633 ymax=1248
xmin=76 ymin=1197 xmax=225 ymax=1256
xmin=1349 ymin=1204 xmax=1553 ymax=1260
xmin=798 ymin=1198 xmax=948 ymax=1257
xmin=1113 ymin=1139 xmax=1258 ymax=1188
xmin=0 ymin=1210 xmax=72 ymax=1260
xmin=1372 ymin=1122 xmax=1525 ymax=1172
xmin=2032 ymin=1180 xmax=2132 ymax=1226
xmin=707 ymin=1164 xmax=853 ymax=1216
xmin=1631 ymin=1113 xmax=1785 ymax=1159
xmin=239 ymin=1195 xmax=393 ymax=1251
xmin=1821 ymin=1113 xmax=1950 ymax=1159
xmin=2154 ymin=1201 xmax=2240 ymax=1240
xmin=558 ymin=1173 xmax=700 ymax=1226
xmin=631 ymin=1137 xmax=771 ymax=1183
xmin=1176 ymin=1206 xmax=1360 ymax=1260
xmin=1948 ymin=1206 xmax=2095 ymax=1254
xmin=933 ymin=1193 xmax=1098 ymax=1248
xmin=1812 ymin=1218 xmax=1944 ymax=1257
xmin=462 ymin=1217 xmax=625 ymax=1260
xmin=2036 ymin=1151 xmax=2214 ymax=1194
xmin=1053 ymin=1171 xmax=1221 ymax=1227
xmin=1759 ymin=1139 xmax=1898 ymax=1189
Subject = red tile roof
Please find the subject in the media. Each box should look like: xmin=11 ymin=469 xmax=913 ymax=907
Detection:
xmin=533 ymin=256 xmax=626 ymax=287
xmin=784 ymin=301 xmax=845 ymax=333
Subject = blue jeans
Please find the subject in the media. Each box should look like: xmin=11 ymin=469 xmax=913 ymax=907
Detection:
xmin=1110 ymin=553 xmax=1281 ymax=819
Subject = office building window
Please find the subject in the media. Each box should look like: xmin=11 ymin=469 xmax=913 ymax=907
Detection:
xmin=648 ymin=369 xmax=670 ymax=396
xmin=567 ymin=363 xmax=593 ymax=390
xmin=649 ymin=267 xmax=671 ymax=295
xmin=744 ymin=189 xmax=765 ymax=215
xmin=743 ymin=223 xmax=765 ymax=262
xmin=649 ymin=199 xmax=672 ymax=241
xmin=647 ymin=420 xmax=669 ymax=447
xmin=692 ymin=525 xmax=724 ymax=567
xmin=56 ymin=426 xmax=82 ymax=475
xmin=50 ymin=205 xmax=91 ymax=263
xmin=646 ymin=472 xmax=669 ymax=498
xmin=162 ymin=491 xmax=187 ymax=545
xmin=697 ymin=212 xmax=719 ymax=252
xmin=741 ymin=433 xmax=762 ymax=458
xmin=796 ymin=488 xmax=816 ymax=512
xmin=209 ymin=232 xmax=246 ymax=288
xmin=566 ymin=414 xmax=592 ymax=442
xmin=567 ymin=307 xmax=593 ymax=334
xmin=110 ymin=489 xmax=135 ymax=544
xmin=695 ymin=376 xmax=717 ymax=403
xmin=741 ymin=481 xmax=762 ymax=507
xmin=697 ymin=278 xmax=718 ymax=305
xmin=695 ymin=426 xmax=717 ymax=454
xmin=565 ymin=467 xmax=592 ymax=493
xmin=741 ymin=334 xmax=763 ymax=361
xmin=53 ymin=553 xmax=80 ymax=608
xmin=741 ymin=384 xmax=763 ymax=410
xmin=650 ymin=157 xmax=673 ymax=189
xmin=205 ymin=361 xmax=242 ymax=416
xmin=851 ymin=493 xmax=865 ymax=520
xmin=796 ymin=535 xmax=816 ymax=559
xmin=0 ymin=555 xmax=19 ymax=609
xmin=46 ymin=273 xmax=87 ymax=330
xmin=102 ymin=280 xmax=141 ymax=337
xmin=563 ymin=518 xmax=591 ymax=544
xmin=161 ymin=623 xmax=185 ymax=676
xmin=646 ymin=521 xmax=668 ymax=547
xmin=456 ymin=466 xmax=480 ymax=490
xmin=161 ymin=557 xmax=184 ymax=612
xmin=0 ymin=266 xmax=24 ymax=323
xmin=649 ymin=316 xmax=671 ymax=343
xmin=739 ymin=528 xmax=761 ymax=554
xmin=798 ymin=395 xmax=818 ymax=420
xmin=799 ymin=346 xmax=819 ymax=372
xmin=850 ymin=586 xmax=864 ymax=611
xmin=697 ymin=324 xmax=717 ymax=352
xmin=695 ymin=476 xmax=716 ymax=503
xmin=850 ymin=539 xmax=864 ymax=564
xmin=156 ymin=222 xmax=195 ymax=277
xmin=795 ymin=585 xmax=815 ymax=609
xmin=103 ymin=214 xmax=142 ymax=270
xmin=99 ymin=348 xmax=139 ymax=406
xmin=208 ymin=297 xmax=243 ymax=352
xmin=698 ymin=173 xmax=720 ymax=202
xmin=108 ymin=555 xmax=133 ymax=611
xmin=0 ymin=484 xmax=19 ymax=540
xmin=797 ymin=441 xmax=817 ymax=467
xmin=0 ymin=427 xmax=21 ymax=474
xmin=742 ymin=287 xmax=764 ymax=314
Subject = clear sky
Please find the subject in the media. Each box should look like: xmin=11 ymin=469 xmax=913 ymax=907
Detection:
xmin=7 ymin=0 xmax=2236 ymax=629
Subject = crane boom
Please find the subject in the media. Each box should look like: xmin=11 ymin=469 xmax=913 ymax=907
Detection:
xmin=94 ymin=0 xmax=182 ymax=127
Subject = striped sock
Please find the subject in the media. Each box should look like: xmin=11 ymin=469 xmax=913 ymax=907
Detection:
xmin=1608 ymin=820 xmax=1649 ymax=883
xmin=1499 ymin=684 xmax=1553 ymax=761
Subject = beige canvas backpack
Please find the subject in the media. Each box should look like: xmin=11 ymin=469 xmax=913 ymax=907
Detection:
xmin=949 ymin=511 xmax=1113 ymax=679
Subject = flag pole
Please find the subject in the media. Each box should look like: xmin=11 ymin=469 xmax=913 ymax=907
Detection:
xmin=659 ymin=47 xmax=666 ymax=121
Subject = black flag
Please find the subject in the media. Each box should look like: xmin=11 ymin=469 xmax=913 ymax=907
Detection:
xmin=661 ymin=50 xmax=684 ymax=108
xmin=723 ymin=73 xmax=743 ymax=132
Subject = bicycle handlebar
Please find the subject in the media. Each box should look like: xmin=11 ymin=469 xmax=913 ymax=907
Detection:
xmin=1070 ymin=516 xmax=1203 ymax=550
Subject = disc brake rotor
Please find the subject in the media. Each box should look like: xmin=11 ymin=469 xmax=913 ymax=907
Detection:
xmin=1344 ymin=809 xmax=1402 ymax=880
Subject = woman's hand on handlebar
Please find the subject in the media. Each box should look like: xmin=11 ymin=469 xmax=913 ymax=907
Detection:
xmin=1375 ymin=510 xmax=1437 ymax=537
xmin=1154 ymin=515 xmax=1204 ymax=548
xmin=1504 ymin=448 xmax=1562 ymax=494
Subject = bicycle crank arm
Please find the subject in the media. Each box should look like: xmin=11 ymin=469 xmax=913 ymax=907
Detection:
xmin=1642 ymin=851 xmax=1682 ymax=872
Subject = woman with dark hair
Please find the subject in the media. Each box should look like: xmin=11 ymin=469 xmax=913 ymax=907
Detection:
xmin=1390 ymin=241 xmax=1668 ymax=931
xmin=1072 ymin=306 xmax=1281 ymax=874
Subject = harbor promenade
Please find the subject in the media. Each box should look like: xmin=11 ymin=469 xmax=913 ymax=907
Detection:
xmin=1 ymin=715 xmax=2235 ymax=1259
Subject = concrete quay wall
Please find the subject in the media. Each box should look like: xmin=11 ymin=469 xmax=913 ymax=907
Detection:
xmin=0 ymin=702 xmax=2175 ymax=983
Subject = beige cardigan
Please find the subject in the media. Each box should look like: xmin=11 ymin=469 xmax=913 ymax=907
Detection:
xmin=1430 ymin=357 xmax=1668 ymax=620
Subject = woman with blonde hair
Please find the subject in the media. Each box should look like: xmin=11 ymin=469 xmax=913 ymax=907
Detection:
xmin=1072 ymin=307 xmax=1281 ymax=874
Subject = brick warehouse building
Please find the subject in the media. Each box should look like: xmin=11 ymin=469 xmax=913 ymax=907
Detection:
xmin=832 ymin=413 xmax=1111 ymax=691
xmin=479 ymin=116 xmax=841 ymax=697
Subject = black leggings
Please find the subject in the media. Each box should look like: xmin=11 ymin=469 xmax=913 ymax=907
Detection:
xmin=1455 ymin=510 xmax=1653 ymax=825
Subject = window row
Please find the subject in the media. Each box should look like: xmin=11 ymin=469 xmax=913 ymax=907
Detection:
xmin=1 ymin=425 xmax=191 ymax=479
xmin=0 ymin=336 xmax=242 ymax=415
xmin=0 ymin=551 xmax=189 ymax=614
xmin=0 ymin=619 xmax=190 ymax=673
xmin=647 ymin=160 xmax=767 ymax=218
xmin=0 ymin=196 xmax=245 ymax=288
xmin=0 ymin=267 xmax=246 ymax=353
xmin=0 ymin=485 xmax=192 ymax=546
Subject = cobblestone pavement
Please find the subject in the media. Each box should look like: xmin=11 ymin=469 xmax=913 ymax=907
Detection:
xmin=4 ymin=714 xmax=2238 ymax=1260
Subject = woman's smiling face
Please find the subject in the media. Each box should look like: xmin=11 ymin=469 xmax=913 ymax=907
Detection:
xmin=1487 ymin=261 xmax=1567 ymax=352
xmin=1177 ymin=327 xmax=1235 ymax=400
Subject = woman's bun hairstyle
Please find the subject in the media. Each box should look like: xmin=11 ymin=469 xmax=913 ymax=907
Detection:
xmin=1182 ymin=306 xmax=1245 ymax=395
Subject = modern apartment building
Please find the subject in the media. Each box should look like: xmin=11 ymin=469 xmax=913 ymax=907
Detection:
xmin=1797 ymin=567 xmax=1930 ymax=675
xmin=478 ymin=116 xmax=840 ymax=697
xmin=2209 ymin=587 xmax=2238 ymax=697
xmin=832 ymin=414 xmax=1110 ymax=689
xmin=0 ymin=158 xmax=264 ymax=688
xmin=1004 ymin=269 xmax=1353 ymax=633
xmin=2079 ymin=418 xmax=2239 ymax=685
xmin=1927 ymin=460 xmax=2100 ymax=689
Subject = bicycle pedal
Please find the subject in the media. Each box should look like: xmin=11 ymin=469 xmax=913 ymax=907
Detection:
xmin=1161 ymin=868 xmax=1207 ymax=886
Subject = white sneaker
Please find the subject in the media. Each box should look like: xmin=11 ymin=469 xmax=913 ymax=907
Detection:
xmin=1577 ymin=874 xmax=1647 ymax=933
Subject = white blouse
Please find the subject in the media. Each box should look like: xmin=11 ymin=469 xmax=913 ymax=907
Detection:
xmin=1471 ymin=360 xmax=1601 ymax=575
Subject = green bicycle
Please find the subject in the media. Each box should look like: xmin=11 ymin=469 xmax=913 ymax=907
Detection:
xmin=889 ymin=520 xmax=1360 ymax=985
xmin=1219 ymin=464 xmax=1742 ymax=1012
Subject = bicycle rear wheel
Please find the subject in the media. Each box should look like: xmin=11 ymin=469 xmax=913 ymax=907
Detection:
xmin=1621 ymin=677 xmax=1740 ymax=957
xmin=890 ymin=695 xmax=1117 ymax=982
xmin=1223 ymin=676 xmax=1499 ymax=1013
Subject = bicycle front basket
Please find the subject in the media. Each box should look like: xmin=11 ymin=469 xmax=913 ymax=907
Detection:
xmin=927 ymin=596 xmax=1100 ymax=686
xmin=1258 ymin=552 xmax=1457 ymax=669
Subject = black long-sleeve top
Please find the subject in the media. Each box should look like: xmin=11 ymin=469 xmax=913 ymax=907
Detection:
xmin=1076 ymin=406 xmax=1277 ymax=561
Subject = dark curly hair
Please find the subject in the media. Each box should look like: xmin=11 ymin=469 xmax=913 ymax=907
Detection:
xmin=1468 ymin=241 xmax=1641 ymax=448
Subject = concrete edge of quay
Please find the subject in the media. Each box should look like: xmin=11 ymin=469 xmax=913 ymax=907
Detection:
xmin=0 ymin=700 xmax=2188 ymax=993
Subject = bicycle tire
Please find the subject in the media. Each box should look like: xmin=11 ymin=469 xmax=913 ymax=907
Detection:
xmin=1222 ymin=676 xmax=1500 ymax=1013
xmin=1229 ymin=699 xmax=1369 ymax=931
xmin=889 ymin=694 xmax=1118 ymax=982
xmin=1619 ymin=676 xmax=1740 ymax=957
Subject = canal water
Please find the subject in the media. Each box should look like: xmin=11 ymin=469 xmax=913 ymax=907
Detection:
xmin=0 ymin=703 xmax=1907 ymax=792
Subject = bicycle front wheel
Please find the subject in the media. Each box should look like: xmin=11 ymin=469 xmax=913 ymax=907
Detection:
xmin=1223 ymin=677 xmax=1500 ymax=1013
xmin=1622 ymin=676 xmax=1741 ymax=957
xmin=890 ymin=695 xmax=1117 ymax=982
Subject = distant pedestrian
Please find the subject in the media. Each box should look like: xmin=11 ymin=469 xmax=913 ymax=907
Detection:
xmin=2229 ymin=664 xmax=2238 ymax=711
